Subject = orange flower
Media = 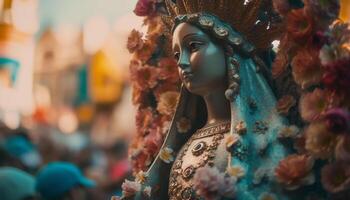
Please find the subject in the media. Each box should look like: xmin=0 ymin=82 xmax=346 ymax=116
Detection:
xmin=272 ymin=51 xmax=289 ymax=78
xmin=321 ymin=162 xmax=350 ymax=193
xmin=275 ymin=154 xmax=315 ymax=190
xmin=127 ymin=29 xmax=144 ymax=53
xmin=291 ymin=47 xmax=323 ymax=89
xmin=157 ymin=57 xmax=179 ymax=83
xmin=176 ymin=117 xmax=191 ymax=133
xmin=286 ymin=8 xmax=314 ymax=43
xmin=153 ymin=82 xmax=179 ymax=100
xmin=300 ymin=89 xmax=328 ymax=122
xmin=156 ymin=91 xmax=179 ymax=116
xmin=305 ymin=122 xmax=337 ymax=159
xmin=335 ymin=136 xmax=350 ymax=162
xmin=276 ymin=95 xmax=296 ymax=115
xmin=134 ymin=41 xmax=156 ymax=63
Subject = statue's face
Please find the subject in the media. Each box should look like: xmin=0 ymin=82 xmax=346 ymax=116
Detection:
xmin=172 ymin=23 xmax=226 ymax=95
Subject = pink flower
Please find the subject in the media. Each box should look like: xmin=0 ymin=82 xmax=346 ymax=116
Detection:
xmin=300 ymin=89 xmax=328 ymax=122
xmin=121 ymin=180 xmax=141 ymax=197
xmin=321 ymin=162 xmax=350 ymax=193
xmin=193 ymin=166 xmax=236 ymax=200
xmin=272 ymin=0 xmax=290 ymax=16
xmin=291 ymin=47 xmax=323 ymax=89
xmin=157 ymin=57 xmax=179 ymax=83
xmin=133 ymin=0 xmax=156 ymax=17
xmin=130 ymin=62 xmax=158 ymax=90
xmin=324 ymin=108 xmax=350 ymax=134
xmin=323 ymin=58 xmax=350 ymax=95
xmin=127 ymin=30 xmax=144 ymax=53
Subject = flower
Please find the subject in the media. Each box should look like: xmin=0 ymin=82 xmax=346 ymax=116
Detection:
xmin=291 ymin=47 xmax=323 ymax=89
xmin=133 ymin=0 xmax=156 ymax=17
xmin=286 ymin=8 xmax=314 ymax=43
xmin=176 ymin=117 xmax=191 ymax=133
xmin=135 ymin=107 xmax=154 ymax=134
xmin=111 ymin=196 xmax=121 ymax=200
xmin=272 ymin=51 xmax=289 ymax=78
xmin=227 ymin=165 xmax=245 ymax=179
xmin=156 ymin=91 xmax=179 ymax=116
xmin=324 ymin=108 xmax=350 ymax=134
xmin=253 ymin=167 xmax=271 ymax=185
xmin=278 ymin=125 xmax=300 ymax=139
xmin=276 ymin=95 xmax=296 ymax=115
xmin=159 ymin=147 xmax=174 ymax=163
xmin=275 ymin=154 xmax=315 ymax=190
xmin=321 ymin=162 xmax=350 ymax=193
xmin=235 ymin=121 xmax=247 ymax=135
xmin=323 ymin=58 xmax=350 ymax=94
xmin=135 ymin=171 xmax=149 ymax=184
xmin=272 ymin=0 xmax=290 ymax=16
xmin=143 ymin=186 xmax=152 ymax=198
xmin=305 ymin=122 xmax=337 ymax=159
xmin=157 ymin=57 xmax=179 ymax=83
xmin=153 ymin=82 xmax=179 ymax=99
xmin=193 ymin=166 xmax=236 ymax=200
xmin=121 ymin=180 xmax=141 ymax=197
xmin=134 ymin=41 xmax=156 ymax=62
xmin=259 ymin=192 xmax=277 ymax=200
xmin=225 ymin=134 xmax=240 ymax=149
xmin=130 ymin=61 xmax=158 ymax=90
xmin=127 ymin=30 xmax=144 ymax=53
xmin=300 ymin=89 xmax=328 ymax=122
xmin=144 ymin=131 xmax=163 ymax=155
xmin=335 ymin=136 xmax=350 ymax=162
xmin=303 ymin=0 xmax=340 ymax=29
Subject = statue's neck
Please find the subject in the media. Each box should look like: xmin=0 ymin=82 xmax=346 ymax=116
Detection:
xmin=202 ymin=86 xmax=231 ymax=126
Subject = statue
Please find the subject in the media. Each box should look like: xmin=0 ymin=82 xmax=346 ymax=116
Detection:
xmin=119 ymin=0 xmax=322 ymax=199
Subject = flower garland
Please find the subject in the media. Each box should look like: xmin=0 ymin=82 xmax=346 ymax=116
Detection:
xmin=127 ymin=0 xmax=181 ymax=174
xmin=117 ymin=0 xmax=350 ymax=199
xmin=273 ymin=0 xmax=350 ymax=198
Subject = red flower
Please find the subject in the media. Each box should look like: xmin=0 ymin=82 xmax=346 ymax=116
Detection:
xmin=286 ymin=8 xmax=314 ymax=44
xmin=275 ymin=154 xmax=315 ymax=190
xmin=133 ymin=0 xmax=157 ymax=17
xmin=291 ymin=47 xmax=323 ymax=89
xmin=323 ymin=58 xmax=350 ymax=95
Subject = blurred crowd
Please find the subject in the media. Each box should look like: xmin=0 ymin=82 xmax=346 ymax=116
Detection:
xmin=0 ymin=122 xmax=132 ymax=200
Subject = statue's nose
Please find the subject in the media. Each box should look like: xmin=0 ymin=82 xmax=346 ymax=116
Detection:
xmin=178 ymin=52 xmax=190 ymax=70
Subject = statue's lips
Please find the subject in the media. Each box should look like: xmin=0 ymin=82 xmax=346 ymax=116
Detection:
xmin=182 ymin=73 xmax=194 ymax=81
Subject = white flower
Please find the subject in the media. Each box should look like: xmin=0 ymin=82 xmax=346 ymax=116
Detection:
xmin=159 ymin=147 xmax=174 ymax=163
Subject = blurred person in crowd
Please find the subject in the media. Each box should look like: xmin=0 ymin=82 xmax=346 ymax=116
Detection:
xmin=0 ymin=167 xmax=37 ymax=200
xmin=36 ymin=162 xmax=96 ymax=200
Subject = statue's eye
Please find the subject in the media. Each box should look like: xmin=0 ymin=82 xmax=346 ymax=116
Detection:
xmin=174 ymin=52 xmax=180 ymax=61
xmin=188 ymin=41 xmax=202 ymax=52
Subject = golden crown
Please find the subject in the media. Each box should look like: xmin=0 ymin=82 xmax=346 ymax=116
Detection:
xmin=163 ymin=0 xmax=281 ymax=51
